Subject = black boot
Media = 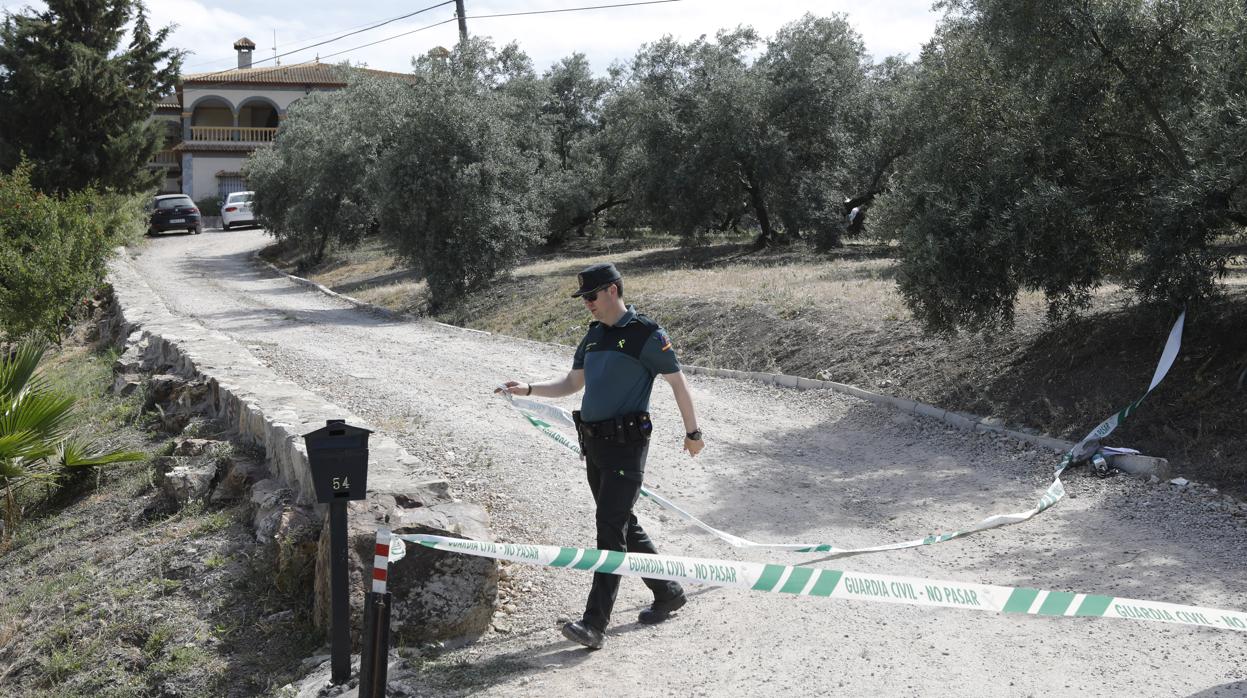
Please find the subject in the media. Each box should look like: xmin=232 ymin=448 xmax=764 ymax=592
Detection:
xmin=561 ymin=620 xmax=605 ymax=649
xmin=638 ymin=593 xmax=686 ymax=624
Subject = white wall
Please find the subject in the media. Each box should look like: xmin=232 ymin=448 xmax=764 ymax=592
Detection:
xmin=188 ymin=154 xmax=246 ymax=201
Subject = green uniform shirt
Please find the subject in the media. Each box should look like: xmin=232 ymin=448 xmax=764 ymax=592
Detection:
xmin=572 ymin=306 xmax=679 ymax=422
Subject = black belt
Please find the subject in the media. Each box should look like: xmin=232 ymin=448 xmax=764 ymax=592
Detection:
xmin=572 ymin=411 xmax=652 ymax=444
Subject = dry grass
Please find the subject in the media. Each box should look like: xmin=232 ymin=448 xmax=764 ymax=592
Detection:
xmin=309 ymin=252 xmax=403 ymax=287
xmin=353 ymin=280 xmax=427 ymax=314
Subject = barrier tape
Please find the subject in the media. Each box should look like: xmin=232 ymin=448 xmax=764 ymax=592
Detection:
xmin=402 ymin=533 xmax=1247 ymax=633
xmin=497 ymin=311 xmax=1186 ymax=556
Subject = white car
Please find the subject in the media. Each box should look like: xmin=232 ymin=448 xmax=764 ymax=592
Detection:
xmin=221 ymin=191 xmax=256 ymax=230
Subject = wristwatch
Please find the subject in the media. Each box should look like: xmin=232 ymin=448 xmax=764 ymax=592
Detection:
xmin=686 ymin=429 xmax=703 ymax=441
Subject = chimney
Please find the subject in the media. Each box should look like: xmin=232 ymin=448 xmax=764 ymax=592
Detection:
xmin=233 ymin=37 xmax=256 ymax=69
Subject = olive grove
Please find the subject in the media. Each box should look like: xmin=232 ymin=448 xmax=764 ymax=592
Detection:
xmin=247 ymin=3 xmax=1246 ymax=327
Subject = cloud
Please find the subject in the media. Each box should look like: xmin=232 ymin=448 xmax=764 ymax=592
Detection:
xmin=1 ymin=0 xmax=943 ymax=75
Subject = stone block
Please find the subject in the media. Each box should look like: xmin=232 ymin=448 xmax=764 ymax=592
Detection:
xmin=313 ymin=493 xmax=496 ymax=649
xmin=112 ymin=373 xmax=142 ymax=397
xmin=156 ymin=455 xmax=219 ymax=504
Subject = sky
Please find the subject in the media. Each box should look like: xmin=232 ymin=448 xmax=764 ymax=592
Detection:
xmin=1 ymin=0 xmax=944 ymax=76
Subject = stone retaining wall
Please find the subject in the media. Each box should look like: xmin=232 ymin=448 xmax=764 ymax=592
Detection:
xmin=103 ymin=249 xmax=497 ymax=646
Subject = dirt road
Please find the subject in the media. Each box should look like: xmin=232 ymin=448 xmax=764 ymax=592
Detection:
xmin=128 ymin=230 xmax=1247 ymax=696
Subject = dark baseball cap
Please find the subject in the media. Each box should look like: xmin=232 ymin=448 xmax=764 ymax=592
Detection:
xmin=571 ymin=262 xmax=622 ymax=297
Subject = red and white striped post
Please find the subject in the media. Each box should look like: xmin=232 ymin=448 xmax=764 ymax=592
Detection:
xmin=372 ymin=528 xmax=391 ymax=594
xmin=359 ymin=528 xmax=393 ymax=698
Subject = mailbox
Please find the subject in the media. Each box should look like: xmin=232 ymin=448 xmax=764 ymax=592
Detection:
xmin=303 ymin=419 xmax=372 ymax=503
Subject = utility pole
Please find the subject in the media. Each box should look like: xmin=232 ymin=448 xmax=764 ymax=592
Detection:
xmin=455 ymin=0 xmax=468 ymax=43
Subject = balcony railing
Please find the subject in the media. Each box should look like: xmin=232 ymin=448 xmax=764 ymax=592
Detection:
xmin=148 ymin=149 xmax=179 ymax=168
xmin=189 ymin=126 xmax=278 ymax=142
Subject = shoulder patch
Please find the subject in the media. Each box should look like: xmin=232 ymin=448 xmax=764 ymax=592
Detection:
xmin=656 ymin=329 xmax=672 ymax=352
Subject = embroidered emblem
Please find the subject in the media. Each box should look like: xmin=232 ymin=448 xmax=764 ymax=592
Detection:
xmin=617 ymin=339 xmax=626 ymax=349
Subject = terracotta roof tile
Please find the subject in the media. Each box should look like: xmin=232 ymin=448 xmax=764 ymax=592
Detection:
xmin=183 ymin=62 xmax=417 ymax=88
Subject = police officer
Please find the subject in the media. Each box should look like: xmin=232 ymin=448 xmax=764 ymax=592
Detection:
xmin=497 ymin=262 xmax=704 ymax=650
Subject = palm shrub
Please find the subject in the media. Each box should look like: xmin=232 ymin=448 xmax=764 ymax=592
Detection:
xmin=0 ymin=342 xmax=145 ymax=535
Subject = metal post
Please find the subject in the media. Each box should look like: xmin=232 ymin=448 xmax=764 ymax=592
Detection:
xmin=360 ymin=528 xmax=394 ymax=698
xmin=329 ymin=499 xmax=350 ymax=684
xmin=455 ymin=0 xmax=468 ymax=42
xmin=359 ymin=592 xmax=392 ymax=698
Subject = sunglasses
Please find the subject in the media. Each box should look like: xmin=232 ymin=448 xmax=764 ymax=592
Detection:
xmin=582 ymin=284 xmax=612 ymax=302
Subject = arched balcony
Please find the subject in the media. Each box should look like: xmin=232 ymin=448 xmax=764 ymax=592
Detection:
xmin=188 ymin=96 xmax=279 ymax=143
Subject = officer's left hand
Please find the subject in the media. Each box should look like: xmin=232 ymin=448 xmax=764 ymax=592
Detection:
xmin=683 ymin=436 xmax=705 ymax=457
xmin=494 ymin=380 xmax=529 ymax=396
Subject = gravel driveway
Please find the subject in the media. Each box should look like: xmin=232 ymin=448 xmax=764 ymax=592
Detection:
xmin=128 ymin=230 xmax=1247 ymax=697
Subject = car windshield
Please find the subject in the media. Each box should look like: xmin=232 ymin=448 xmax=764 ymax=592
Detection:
xmin=155 ymin=197 xmax=193 ymax=210
xmin=226 ymin=193 xmax=253 ymax=204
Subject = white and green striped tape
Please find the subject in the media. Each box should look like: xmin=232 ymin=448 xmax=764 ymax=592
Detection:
xmin=402 ymin=533 xmax=1247 ymax=633
xmin=499 ymin=311 xmax=1186 ymax=556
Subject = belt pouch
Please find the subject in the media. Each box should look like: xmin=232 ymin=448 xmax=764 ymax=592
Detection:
xmin=571 ymin=410 xmax=586 ymax=457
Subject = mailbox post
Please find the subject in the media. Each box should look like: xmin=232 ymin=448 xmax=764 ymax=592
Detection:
xmin=303 ymin=419 xmax=372 ymax=685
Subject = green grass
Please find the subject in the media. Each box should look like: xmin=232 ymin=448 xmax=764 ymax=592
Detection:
xmin=0 ymin=330 xmax=322 ymax=697
xmin=195 ymin=510 xmax=234 ymax=535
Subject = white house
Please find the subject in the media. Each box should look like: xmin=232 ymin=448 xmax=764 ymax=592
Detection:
xmin=152 ymin=37 xmax=415 ymax=201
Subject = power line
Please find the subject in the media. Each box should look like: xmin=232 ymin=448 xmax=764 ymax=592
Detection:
xmin=187 ymin=16 xmax=457 ymax=90
xmin=184 ymin=0 xmax=686 ymax=90
xmin=318 ymin=0 xmax=687 ymax=59
xmin=464 ymin=0 xmax=684 ymax=21
xmin=182 ymin=11 xmax=442 ymax=70
xmin=317 ymin=17 xmax=458 ymax=63
xmin=185 ymin=1 xmax=454 ymax=83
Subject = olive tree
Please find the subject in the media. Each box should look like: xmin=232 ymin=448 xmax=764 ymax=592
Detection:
xmin=372 ymin=40 xmax=548 ymax=309
xmin=245 ymin=70 xmax=408 ymax=263
xmin=536 ymin=53 xmax=626 ymax=243
xmin=604 ymin=15 xmax=874 ymax=247
xmin=879 ymin=0 xmax=1247 ymax=332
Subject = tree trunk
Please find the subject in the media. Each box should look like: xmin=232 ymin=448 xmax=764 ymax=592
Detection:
xmin=315 ymin=228 xmax=330 ymax=264
xmin=742 ymin=167 xmax=777 ymax=247
xmin=779 ymin=211 xmax=802 ymax=240
xmin=562 ymin=195 xmax=631 ymax=238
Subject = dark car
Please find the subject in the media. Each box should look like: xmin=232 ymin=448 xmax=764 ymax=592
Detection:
xmin=148 ymin=194 xmax=203 ymax=235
